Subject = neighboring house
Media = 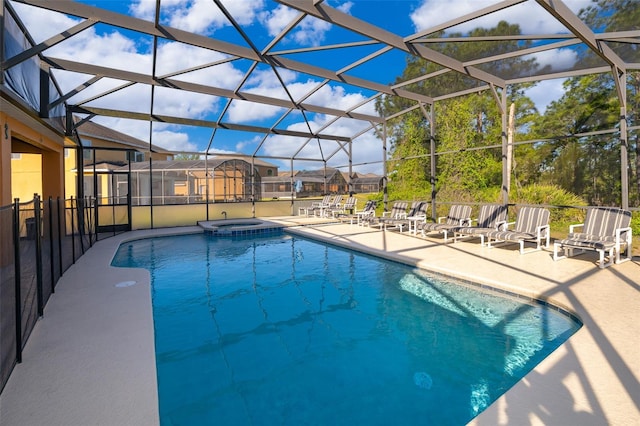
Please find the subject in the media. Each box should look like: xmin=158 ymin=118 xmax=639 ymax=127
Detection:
xmin=65 ymin=118 xmax=174 ymax=203
xmin=294 ymin=167 xmax=348 ymax=197
xmin=124 ymin=158 xmax=263 ymax=205
xmin=352 ymin=173 xmax=384 ymax=193
xmin=63 ymin=121 xmax=276 ymax=206
xmin=214 ymin=155 xmax=278 ymax=179
xmin=262 ymin=167 xmax=382 ymax=199
xmin=261 ymin=172 xmax=297 ymax=199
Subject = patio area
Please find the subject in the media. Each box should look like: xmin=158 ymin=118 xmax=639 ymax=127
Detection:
xmin=0 ymin=217 xmax=638 ymax=425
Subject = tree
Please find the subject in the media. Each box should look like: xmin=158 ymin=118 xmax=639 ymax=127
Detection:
xmin=377 ymin=21 xmax=541 ymax=203
xmin=386 ymin=112 xmax=431 ymax=200
xmin=532 ymin=74 xmax=621 ymax=204
xmin=529 ymin=0 xmax=640 ymax=206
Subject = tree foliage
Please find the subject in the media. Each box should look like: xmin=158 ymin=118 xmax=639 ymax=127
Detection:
xmin=386 ymin=112 xmax=431 ymax=200
xmin=377 ymin=21 xmax=540 ymax=203
xmin=529 ymin=0 xmax=639 ymax=206
xmin=376 ymin=3 xmax=637 ymax=208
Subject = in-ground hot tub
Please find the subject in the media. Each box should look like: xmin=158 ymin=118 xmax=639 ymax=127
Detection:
xmin=197 ymin=218 xmax=284 ymax=237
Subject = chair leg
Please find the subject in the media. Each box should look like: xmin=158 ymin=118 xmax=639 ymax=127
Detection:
xmin=597 ymin=249 xmax=615 ymax=268
xmin=553 ymin=243 xmax=560 ymax=260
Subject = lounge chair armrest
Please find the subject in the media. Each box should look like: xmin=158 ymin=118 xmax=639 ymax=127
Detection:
xmin=616 ymin=226 xmax=632 ymax=243
xmin=407 ymin=214 xmax=426 ymax=220
xmin=437 ymin=216 xmax=446 ymax=224
xmin=460 ymin=217 xmax=472 ymax=226
xmin=569 ymin=223 xmax=584 ymax=233
xmin=399 ymin=213 xmax=407 ymax=219
xmin=536 ymin=224 xmax=550 ymax=236
xmin=496 ymin=220 xmax=508 ymax=231
xmin=382 ymin=211 xmax=391 ymax=218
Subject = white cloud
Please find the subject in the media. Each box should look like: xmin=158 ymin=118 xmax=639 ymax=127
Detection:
xmin=128 ymin=0 xmax=166 ymax=21
xmin=524 ymin=78 xmax=567 ymax=113
xmin=336 ymin=2 xmax=354 ymax=14
xmin=130 ymin=0 xmax=265 ymax=33
xmin=410 ymin=0 xmax=592 ymax=35
xmin=153 ymin=87 xmax=219 ymax=118
xmin=151 ymin=130 xmax=199 ymax=152
xmin=12 ymin=3 xmax=151 ymax=73
xmin=12 ymin=0 xmax=382 ymax=172
xmin=260 ymin=2 xmax=351 ymax=46
xmin=10 ymin=2 xmax=80 ymax=43
xmin=91 ymin=116 xmax=150 ymax=142
xmin=258 ymin=114 xmax=383 ymax=174
xmin=12 ymin=1 xmax=240 ymax=139
xmin=235 ymin=135 xmax=263 ymax=153
xmin=262 ymin=5 xmax=301 ymax=37
xmin=304 ymin=85 xmax=377 ymax=115
xmin=524 ymin=48 xmax=578 ymax=72
xmin=155 ymin=42 xmax=244 ymax=89
xmin=91 ymin=116 xmax=200 ymax=153
xmin=227 ymin=99 xmax=286 ymax=123
xmin=227 ymin=76 xmax=377 ymax=127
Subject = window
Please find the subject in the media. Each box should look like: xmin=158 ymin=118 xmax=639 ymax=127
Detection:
xmin=126 ymin=151 xmax=144 ymax=162
xmin=81 ymin=138 xmax=92 ymax=160
xmin=266 ymin=169 xmax=274 ymax=176
xmin=11 ymin=153 xmax=22 ymax=160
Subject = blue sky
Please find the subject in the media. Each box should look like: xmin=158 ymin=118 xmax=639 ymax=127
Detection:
xmin=11 ymin=0 xmax=591 ymax=173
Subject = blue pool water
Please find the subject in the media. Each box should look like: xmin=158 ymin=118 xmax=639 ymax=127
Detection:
xmin=112 ymin=233 xmax=581 ymax=425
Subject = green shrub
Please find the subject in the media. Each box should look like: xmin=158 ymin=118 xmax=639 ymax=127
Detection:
xmin=510 ymin=184 xmax=586 ymax=224
xmin=631 ymin=211 xmax=640 ymax=237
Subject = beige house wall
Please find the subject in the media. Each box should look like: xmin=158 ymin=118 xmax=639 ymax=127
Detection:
xmin=10 ymin=153 xmax=42 ymax=202
xmin=64 ymin=148 xmax=78 ymax=199
xmin=1 ymin=109 xmax=65 ymax=206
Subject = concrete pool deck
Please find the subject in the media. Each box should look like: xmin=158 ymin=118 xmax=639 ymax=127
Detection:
xmin=0 ymin=218 xmax=638 ymax=425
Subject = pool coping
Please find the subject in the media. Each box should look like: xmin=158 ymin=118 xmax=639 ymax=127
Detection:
xmin=197 ymin=218 xmax=285 ymax=237
xmin=0 ymin=220 xmax=638 ymax=425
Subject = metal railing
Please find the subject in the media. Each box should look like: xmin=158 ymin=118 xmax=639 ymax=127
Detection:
xmin=0 ymin=195 xmax=95 ymax=394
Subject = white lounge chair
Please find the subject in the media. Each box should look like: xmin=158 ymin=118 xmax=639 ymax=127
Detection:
xmin=331 ymin=197 xmax=357 ymax=218
xmin=485 ymin=206 xmax=550 ymax=254
xmin=299 ymin=195 xmax=332 ymax=217
xmin=453 ymin=204 xmax=508 ymax=245
xmin=553 ymin=207 xmax=632 ymax=268
xmin=387 ymin=201 xmax=428 ymax=234
xmin=370 ymin=201 xmax=408 ymax=230
xmin=317 ymin=195 xmax=343 ymax=217
xmin=419 ymin=204 xmax=472 ymax=242
xmin=354 ymin=200 xmax=378 ymax=226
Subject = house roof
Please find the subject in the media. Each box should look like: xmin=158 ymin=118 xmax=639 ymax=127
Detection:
xmin=74 ymin=119 xmax=173 ymax=155
xmin=125 ymin=158 xmax=243 ymax=171
xmin=294 ymin=167 xmax=343 ymax=180
xmin=212 ymin=155 xmax=278 ymax=169
xmin=352 ymin=176 xmax=384 ymax=184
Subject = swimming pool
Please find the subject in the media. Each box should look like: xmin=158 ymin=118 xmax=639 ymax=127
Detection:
xmin=112 ymin=233 xmax=581 ymax=425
